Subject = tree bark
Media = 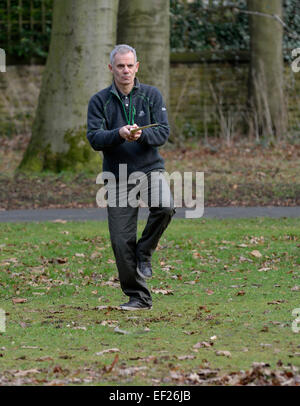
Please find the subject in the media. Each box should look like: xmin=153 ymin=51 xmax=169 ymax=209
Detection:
xmin=19 ymin=0 xmax=119 ymax=172
xmin=247 ymin=0 xmax=287 ymax=138
xmin=117 ymin=0 xmax=170 ymax=106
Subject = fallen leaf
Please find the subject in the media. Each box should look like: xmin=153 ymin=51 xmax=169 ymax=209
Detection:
xmin=90 ymin=252 xmax=102 ymax=259
xmin=193 ymin=341 xmax=213 ymax=349
xmin=100 ymin=320 xmax=118 ymax=326
xmin=15 ymin=368 xmax=40 ymax=377
xmin=59 ymin=354 xmax=73 ymax=359
xmin=52 ymin=219 xmax=67 ymax=224
xmin=184 ymin=280 xmax=198 ymax=285
xmin=114 ymin=327 xmax=130 ymax=335
xmin=16 ymin=355 xmax=26 ymax=360
xmin=12 ymin=298 xmax=27 ymax=304
xmin=260 ymin=343 xmax=272 ymax=347
xmin=215 ymin=350 xmax=231 ymax=358
xmin=100 ymin=281 xmax=119 ymax=288
xmin=95 ymin=348 xmax=120 ymax=356
xmin=94 ymin=305 xmax=120 ymax=311
xmin=236 ymin=290 xmax=246 ymax=296
xmin=177 ymin=355 xmax=196 ymax=360
xmin=250 ymin=250 xmax=262 ymax=258
xmin=206 ymin=289 xmax=214 ymax=295
xmin=267 ymin=300 xmax=285 ymax=305
xmin=73 ymin=326 xmax=87 ymax=331
xmin=118 ymin=366 xmax=147 ymax=376
xmin=53 ymin=365 xmax=63 ymax=373
xmin=36 ymin=356 xmax=53 ymax=361
xmin=193 ymin=252 xmax=204 ymax=258
xmin=152 ymin=288 xmax=174 ymax=295
xmin=239 ymin=256 xmax=253 ymax=263
xmin=56 ymin=257 xmax=68 ymax=264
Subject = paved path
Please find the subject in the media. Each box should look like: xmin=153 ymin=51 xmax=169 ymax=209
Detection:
xmin=0 ymin=206 xmax=299 ymax=222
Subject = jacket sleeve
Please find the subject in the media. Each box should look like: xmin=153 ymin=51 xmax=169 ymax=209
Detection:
xmin=136 ymin=88 xmax=170 ymax=147
xmin=86 ymin=95 xmax=125 ymax=151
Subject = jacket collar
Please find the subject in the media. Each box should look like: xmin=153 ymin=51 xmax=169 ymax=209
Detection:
xmin=110 ymin=77 xmax=140 ymax=98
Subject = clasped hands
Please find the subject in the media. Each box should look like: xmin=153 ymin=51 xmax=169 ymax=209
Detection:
xmin=119 ymin=124 xmax=142 ymax=142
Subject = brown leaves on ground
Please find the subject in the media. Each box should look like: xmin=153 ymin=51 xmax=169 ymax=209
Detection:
xmin=250 ymin=250 xmax=263 ymax=258
xmin=215 ymin=350 xmax=232 ymax=358
xmin=151 ymin=288 xmax=174 ymax=295
xmin=1 ymin=141 xmax=300 ymax=210
xmin=1 ymin=357 xmax=300 ymax=386
xmin=169 ymin=363 xmax=300 ymax=386
xmin=12 ymin=298 xmax=27 ymax=304
xmin=95 ymin=348 xmax=120 ymax=356
xmin=193 ymin=341 xmax=214 ymax=350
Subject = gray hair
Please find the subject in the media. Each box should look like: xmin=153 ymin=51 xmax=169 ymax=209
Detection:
xmin=110 ymin=44 xmax=137 ymax=65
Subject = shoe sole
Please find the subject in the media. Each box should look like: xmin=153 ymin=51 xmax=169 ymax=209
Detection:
xmin=120 ymin=305 xmax=152 ymax=311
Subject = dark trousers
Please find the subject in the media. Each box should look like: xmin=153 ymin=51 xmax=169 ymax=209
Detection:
xmin=107 ymin=170 xmax=176 ymax=305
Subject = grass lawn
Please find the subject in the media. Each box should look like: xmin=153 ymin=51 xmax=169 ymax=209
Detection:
xmin=0 ymin=217 xmax=300 ymax=386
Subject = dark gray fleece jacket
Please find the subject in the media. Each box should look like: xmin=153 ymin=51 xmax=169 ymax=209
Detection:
xmin=86 ymin=78 xmax=169 ymax=179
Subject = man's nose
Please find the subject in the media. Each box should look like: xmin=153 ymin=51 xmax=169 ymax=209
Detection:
xmin=123 ymin=66 xmax=130 ymax=73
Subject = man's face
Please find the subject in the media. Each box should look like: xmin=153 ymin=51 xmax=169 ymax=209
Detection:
xmin=109 ymin=51 xmax=139 ymax=89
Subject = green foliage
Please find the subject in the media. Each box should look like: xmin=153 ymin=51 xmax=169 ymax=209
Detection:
xmin=0 ymin=0 xmax=53 ymax=59
xmin=0 ymin=0 xmax=299 ymax=59
xmin=170 ymin=0 xmax=250 ymax=53
xmin=170 ymin=0 xmax=300 ymax=59
xmin=283 ymin=0 xmax=300 ymax=61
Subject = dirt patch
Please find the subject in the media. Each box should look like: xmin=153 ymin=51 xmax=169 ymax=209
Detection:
xmin=0 ymin=134 xmax=299 ymax=210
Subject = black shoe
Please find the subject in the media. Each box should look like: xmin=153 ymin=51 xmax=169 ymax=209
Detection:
xmin=120 ymin=298 xmax=152 ymax=311
xmin=137 ymin=260 xmax=152 ymax=279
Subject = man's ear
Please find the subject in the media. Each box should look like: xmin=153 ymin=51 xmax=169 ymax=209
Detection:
xmin=135 ymin=62 xmax=140 ymax=72
xmin=108 ymin=64 xmax=113 ymax=73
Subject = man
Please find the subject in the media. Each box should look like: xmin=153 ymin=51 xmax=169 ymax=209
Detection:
xmin=87 ymin=44 xmax=175 ymax=311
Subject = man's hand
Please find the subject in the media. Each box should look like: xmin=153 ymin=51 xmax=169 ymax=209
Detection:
xmin=119 ymin=124 xmax=142 ymax=142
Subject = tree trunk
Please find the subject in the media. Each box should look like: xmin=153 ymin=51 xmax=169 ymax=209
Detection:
xmin=19 ymin=0 xmax=119 ymax=172
xmin=247 ymin=0 xmax=287 ymax=139
xmin=117 ymin=0 xmax=170 ymax=106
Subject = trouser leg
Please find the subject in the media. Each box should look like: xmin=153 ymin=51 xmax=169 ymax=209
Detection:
xmin=136 ymin=170 xmax=176 ymax=262
xmin=107 ymin=201 xmax=152 ymax=306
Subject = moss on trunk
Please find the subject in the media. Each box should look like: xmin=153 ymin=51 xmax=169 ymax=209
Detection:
xmin=19 ymin=125 xmax=102 ymax=173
